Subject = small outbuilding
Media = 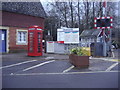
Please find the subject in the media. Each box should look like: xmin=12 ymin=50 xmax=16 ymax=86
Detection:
xmin=80 ymin=29 xmax=107 ymax=47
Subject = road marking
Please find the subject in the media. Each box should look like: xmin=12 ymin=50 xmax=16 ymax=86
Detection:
xmin=90 ymin=57 xmax=120 ymax=62
xmin=22 ymin=60 xmax=55 ymax=71
xmin=106 ymin=63 xmax=118 ymax=71
xmin=63 ymin=65 xmax=74 ymax=73
xmin=0 ymin=60 xmax=37 ymax=69
xmin=10 ymin=71 xmax=119 ymax=76
xmin=111 ymin=59 xmax=120 ymax=62
xmin=45 ymin=57 xmax=54 ymax=60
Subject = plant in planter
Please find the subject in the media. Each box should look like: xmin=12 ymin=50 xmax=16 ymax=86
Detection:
xmin=69 ymin=47 xmax=90 ymax=68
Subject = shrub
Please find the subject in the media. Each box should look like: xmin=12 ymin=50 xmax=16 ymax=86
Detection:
xmin=70 ymin=47 xmax=90 ymax=56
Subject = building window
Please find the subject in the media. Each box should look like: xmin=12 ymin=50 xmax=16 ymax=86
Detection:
xmin=17 ymin=30 xmax=28 ymax=45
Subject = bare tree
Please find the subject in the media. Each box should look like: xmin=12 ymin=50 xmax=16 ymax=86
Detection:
xmin=55 ymin=2 xmax=69 ymax=27
xmin=69 ymin=1 xmax=74 ymax=28
xmin=77 ymin=1 xmax=81 ymax=33
xmin=44 ymin=1 xmax=119 ymax=42
xmin=99 ymin=2 xmax=103 ymax=17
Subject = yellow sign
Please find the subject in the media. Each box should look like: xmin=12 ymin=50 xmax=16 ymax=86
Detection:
xmin=81 ymin=47 xmax=91 ymax=56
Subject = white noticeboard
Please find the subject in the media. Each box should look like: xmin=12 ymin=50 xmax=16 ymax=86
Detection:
xmin=46 ymin=41 xmax=54 ymax=53
xmin=64 ymin=32 xmax=71 ymax=43
xmin=57 ymin=28 xmax=79 ymax=44
xmin=57 ymin=32 xmax=64 ymax=41
xmin=64 ymin=31 xmax=79 ymax=43
xmin=72 ymin=31 xmax=79 ymax=43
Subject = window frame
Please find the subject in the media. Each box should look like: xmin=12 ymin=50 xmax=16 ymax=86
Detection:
xmin=16 ymin=29 xmax=28 ymax=45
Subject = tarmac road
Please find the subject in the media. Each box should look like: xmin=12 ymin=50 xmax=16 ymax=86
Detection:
xmin=2 ymin=71 xmax=119 ymax=88
xmin=1 ymin=59 xmax=119 ymax=88
xmin=1 ymin=52 xmax=119 ymax=88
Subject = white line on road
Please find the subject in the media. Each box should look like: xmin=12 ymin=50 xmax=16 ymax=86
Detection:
xmin=10 ymin=70 xmax=120 ymax=76
xmin=63 ymin=65 xmax=75 ymax=73
xmin=90 ymin=57 xmax=119 ymax=62
xmin=22 ymin=60 xmax=55 ymax=71
xmin=106 ymin=63 xmax=118 ymax=71
xmin=0 ymin=60 xmax=37 ymax=69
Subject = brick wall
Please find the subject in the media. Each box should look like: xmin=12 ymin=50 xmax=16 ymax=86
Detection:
xmin=2 ymin=11 xmax=45 ymax=28
xmin=9 ymin=27 xmax=28 ymax=52
xmin=2 ymin=11 xmax=45 ymax=52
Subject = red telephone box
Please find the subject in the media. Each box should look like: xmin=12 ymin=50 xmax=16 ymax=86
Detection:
xmin=28 ymin=26 xmax=43 ymax=56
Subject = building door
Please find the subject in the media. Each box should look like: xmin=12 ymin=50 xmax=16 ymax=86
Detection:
xmin=0 ymin=29 xmax=7 ymax=53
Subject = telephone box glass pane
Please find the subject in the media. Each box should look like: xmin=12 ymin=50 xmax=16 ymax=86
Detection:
xmin=38 ymin=32 xmax=42 ymax=52
xmin=29 ymin=32 xmax=34 ymax=52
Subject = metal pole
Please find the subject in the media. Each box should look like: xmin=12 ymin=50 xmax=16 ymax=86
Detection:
xmin=102 ymin=1 xmax=107 ymax=57
xmin=102 ymin=29 xmax=107 ymax=56
xmin=51 ymin=24 xmax=53 ymax=41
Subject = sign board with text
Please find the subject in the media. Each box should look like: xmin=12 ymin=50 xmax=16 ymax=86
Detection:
xmin=57 ymin=28 xmax=79 ymax=44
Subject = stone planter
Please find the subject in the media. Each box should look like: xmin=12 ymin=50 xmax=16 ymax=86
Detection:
xmin=69 ymin=54 xmax=89 ymax=68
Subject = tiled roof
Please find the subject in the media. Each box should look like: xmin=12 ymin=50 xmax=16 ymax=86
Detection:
xmin=1 ymin=2 xmax=46 ymax=18
xmin=80 ymin=29 xmax=101 ymax=37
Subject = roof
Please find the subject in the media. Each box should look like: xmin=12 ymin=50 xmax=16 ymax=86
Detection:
xmin=80 ymin=29 xmax=101 ymax=37
xmin=1 ymin=2 xmax=46 ymax=18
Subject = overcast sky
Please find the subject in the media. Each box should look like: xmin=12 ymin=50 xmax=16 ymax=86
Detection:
xmin=40 ymin=0 xmax=49 ymax=9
